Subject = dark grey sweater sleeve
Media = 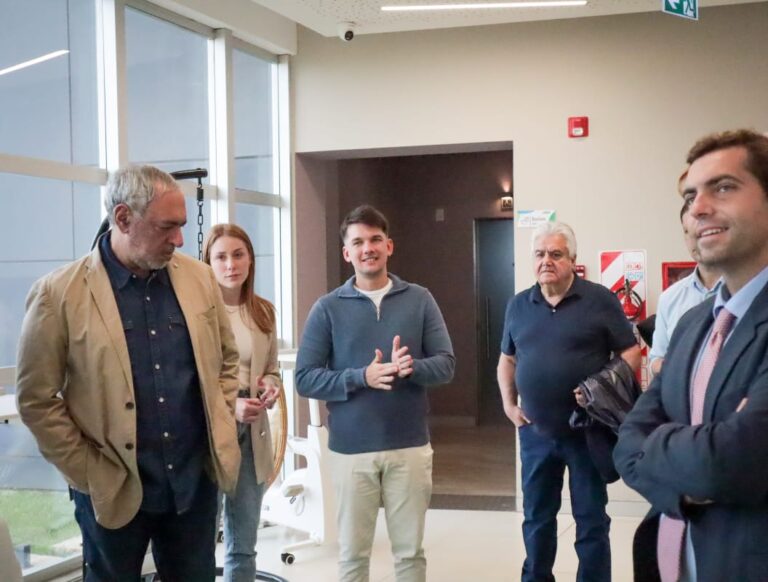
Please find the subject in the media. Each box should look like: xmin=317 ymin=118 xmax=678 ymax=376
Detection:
xmin=295 ymin=300 xmax=367 ymax=401
xmin=410 ymin=291 xmax=455 ymax=386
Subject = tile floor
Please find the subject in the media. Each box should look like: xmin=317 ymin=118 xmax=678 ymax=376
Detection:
xmin=51 ymin=422 xmax=644 ymax=581
xmin=243 ymin=508 xmax=641 ymax=581
xmin=49 ymin=508 xmax=642 ymax=581
xmin=240 ymin=422 xmax=641 ymax=581
xmin=430 ymin=424 xmax=517 ymax=497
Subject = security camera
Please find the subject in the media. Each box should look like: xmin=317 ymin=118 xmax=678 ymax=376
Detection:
xmin=338 ymin=22 xmax=356 ymax=42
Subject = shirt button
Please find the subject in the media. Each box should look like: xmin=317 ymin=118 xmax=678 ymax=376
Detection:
xmin=167 ymin=464 xmax=173 ymax=470
xmin=125 ymin=402 xmax=135 ymax=410
xmin=125 ymin=443 xmax=134 ymax=450
xmin=145 ymin=296 xmax=151 ymax=302
xmin=260 ymin=431 xmax=266 ymax=437
xmin=163 ymin=432 xmax=169 ymax=438
xmin=158 ymin=397 xmax=165 ymax=403
xmin=154 ymin=364 xmax=160 ymax=370
xmin=150 ymin=329 xmax=156 ymax=336
xmin=551 ymin=308 xmax=556 ymax=313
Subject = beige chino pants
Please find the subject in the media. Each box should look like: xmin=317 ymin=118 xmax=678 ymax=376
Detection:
xmin=329 ymin=443 xmax=433 ymax=582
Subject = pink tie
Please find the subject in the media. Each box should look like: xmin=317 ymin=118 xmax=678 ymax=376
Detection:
xmin=657 ymin=308 xmax=736 ymax=582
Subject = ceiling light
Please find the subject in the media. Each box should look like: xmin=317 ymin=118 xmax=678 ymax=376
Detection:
xmin=382 ymin=1 xmax=587 ymax=11
xmin=0 ymin=50 xmax=70 ymax=77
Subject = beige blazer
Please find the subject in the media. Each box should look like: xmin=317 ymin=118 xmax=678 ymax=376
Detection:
xmin=16 ymin=247 xmax=241 ymax=529
xmin=244 ymin=319 xmax=281 ymax=485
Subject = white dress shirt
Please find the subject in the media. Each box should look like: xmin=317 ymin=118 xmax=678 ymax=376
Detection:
xmin=649 ymin=268 xmax=721 ymax=365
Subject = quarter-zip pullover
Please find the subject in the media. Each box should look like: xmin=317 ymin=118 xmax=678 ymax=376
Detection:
xmin=296 ymin=274 xmax=455 ymax=454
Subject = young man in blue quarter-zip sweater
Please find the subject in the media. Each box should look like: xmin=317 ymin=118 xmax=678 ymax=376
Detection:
xmin=296 ymin=205 xmax=455 ymax=582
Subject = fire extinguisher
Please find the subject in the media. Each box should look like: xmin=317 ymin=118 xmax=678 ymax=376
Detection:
xmin=615 ymin=278 xmax=643 ymax=321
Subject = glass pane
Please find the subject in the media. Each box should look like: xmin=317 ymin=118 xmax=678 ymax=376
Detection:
xmin=0 ymin=173 xmax=100 ymax=367
xmin=0 ymin=262 xmax=70 ymax=369
xmin=236 ymin=204 xmax=277 ymax=305
xmin=254 ymin=255 xmax=276 ymax=307
xmin=0 ymin=397 xmax=76 ymax=575
xmin=0 ymin=0 xmax=99 ymax=165
xmin=126 ymin=8 xmax=209 ymax=175
xmin=233 ymin=49 xmax=275 ymax=193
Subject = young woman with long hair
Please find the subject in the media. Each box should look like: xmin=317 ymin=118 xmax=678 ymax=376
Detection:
xmin=203 ymin=223 xmax=280 ymax=582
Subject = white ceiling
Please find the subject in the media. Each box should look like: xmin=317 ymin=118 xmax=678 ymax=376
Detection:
xmin=251 ymin=0 xmax=763 ymax=37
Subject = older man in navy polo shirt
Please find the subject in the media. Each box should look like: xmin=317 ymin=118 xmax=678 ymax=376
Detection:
xmin=497 ymin=221 xmax=640 ymax=582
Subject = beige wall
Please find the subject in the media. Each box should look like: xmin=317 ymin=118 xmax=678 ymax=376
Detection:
xmin=292 ymin=3 xmax=768 ymax=316
xmin=295 ymin=155 xmax=335 ymax=331
xmin=291 ymin=3 xmax=768 ymax=510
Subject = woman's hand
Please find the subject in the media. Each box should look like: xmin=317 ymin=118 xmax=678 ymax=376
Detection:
xmin=235 ymin=397 xmax=266 ymax=423
xmin=256 ymin=375 xmax=281 ymax=409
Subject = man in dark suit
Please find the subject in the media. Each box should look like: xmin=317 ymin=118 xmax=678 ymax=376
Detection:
xmin=615 ymin=129 xmax=768 ymax=582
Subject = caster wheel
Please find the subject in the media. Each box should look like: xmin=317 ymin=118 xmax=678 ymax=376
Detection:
xmin=281 ymin=552 xmax=295 ymax=565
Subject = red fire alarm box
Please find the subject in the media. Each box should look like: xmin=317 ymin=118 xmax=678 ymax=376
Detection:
xmin=568 ymin=116 xmax=589 ymax=138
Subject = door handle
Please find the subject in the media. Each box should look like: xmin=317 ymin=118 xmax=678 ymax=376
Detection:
xmin=485 ymin=297 xmax=491 ymax=359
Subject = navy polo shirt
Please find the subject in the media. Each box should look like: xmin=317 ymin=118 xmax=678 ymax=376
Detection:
xmin=501 ymin=276 xmax=636 ymax=436
xmin=100 ymin=233 xmax=208 ymax=514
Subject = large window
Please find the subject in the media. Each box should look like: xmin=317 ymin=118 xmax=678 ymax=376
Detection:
xmin=0 ymin=2 xmax=102 ymax=573
xmin=0 ymin=174 xmax=100 ymax=367
xmin=0 ymin=396 xmax=76 ymax=575
xmin=0 ymin=1 xmax=290 ymax=578
xmin=237 ymin=203 xmax=277 ymax=304
xmin=232 ymin=44 xmax=282 ymax=307
xmin=0 ymin=0 xmax=99 ymax=166
xmin=233 ymin=48 xmax=276 ymax=194
xmin=125 ymin=7 xmax=210 ymax=175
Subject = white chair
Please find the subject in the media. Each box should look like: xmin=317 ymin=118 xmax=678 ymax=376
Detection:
xmin=260 ymin=398 xmax=337 ymax=565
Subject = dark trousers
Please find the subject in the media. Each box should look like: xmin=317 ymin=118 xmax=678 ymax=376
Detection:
xmin=73 ymin=477 xmax=218 ymax=582
xmin=519 ymin=426 xmax=610 ymax=582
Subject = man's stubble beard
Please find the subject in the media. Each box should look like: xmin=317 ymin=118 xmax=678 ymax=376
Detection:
xmin=130 ymin=243 xmax=174 ymax=272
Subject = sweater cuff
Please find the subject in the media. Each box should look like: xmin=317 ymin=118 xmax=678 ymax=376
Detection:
xmin=352 ymin=367 xmax=368 ymax=392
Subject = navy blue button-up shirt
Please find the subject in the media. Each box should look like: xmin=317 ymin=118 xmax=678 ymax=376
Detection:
xmin=100 ymin=233 xmax=208 ymax=514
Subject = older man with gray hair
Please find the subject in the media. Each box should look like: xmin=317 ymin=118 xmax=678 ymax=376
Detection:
xmin=16 ymin=165 xmax=240 ymax=581
xmin=497 ymin=221 xmax=640 ymax=582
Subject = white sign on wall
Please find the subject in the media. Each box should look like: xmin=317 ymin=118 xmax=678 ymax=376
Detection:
xmin=517 ymin=209 xmax=555 ymax=228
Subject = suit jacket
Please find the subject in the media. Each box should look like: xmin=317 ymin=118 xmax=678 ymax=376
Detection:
xmin=614 ymin=283 xmax=768 ymax=581
xmin=16 ymin=247 xmax=241 ymax=529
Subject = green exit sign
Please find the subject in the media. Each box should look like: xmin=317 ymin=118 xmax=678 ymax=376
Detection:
xmin=663 ymin=0 xmax=698 ymax=20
